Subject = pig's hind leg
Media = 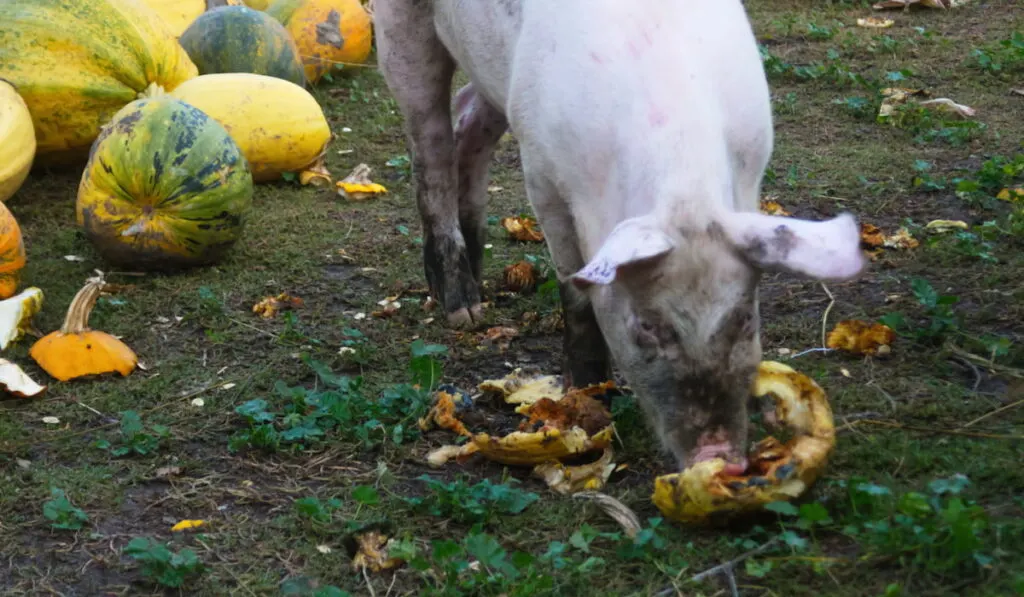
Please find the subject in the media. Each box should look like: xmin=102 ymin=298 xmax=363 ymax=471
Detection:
xmin=453 ymin=85 xmax=508 ymax=285
xmin=375 ymin=0 xmax=482 ymax=328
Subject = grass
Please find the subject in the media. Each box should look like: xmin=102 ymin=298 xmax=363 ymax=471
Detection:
xmin=2 ymin=1 xmax=1023 ymax=595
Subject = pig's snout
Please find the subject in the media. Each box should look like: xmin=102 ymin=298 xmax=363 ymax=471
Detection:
xmin=690 ymin=432 xmax=748 ymax=476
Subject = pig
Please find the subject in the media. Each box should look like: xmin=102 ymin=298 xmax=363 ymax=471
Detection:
xmin=373 ymin=0 xmax=866 ymax=474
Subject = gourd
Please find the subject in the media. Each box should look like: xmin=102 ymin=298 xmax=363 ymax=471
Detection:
xmin=266 ymin=0 xmax=374 ymax=84
xmin=139 ymin=0 xmax=247 ymax=38
xmin=178 ymin=6 xmax=306 ymax=86
xmin=0 ymin=0 xmax=198 ymax=164
xmin=0 ymin=201 xmax=26 ymax=299
xmin=170 ymin=73 xmax=332 ymax=182
xmin=0 ymin=80 xmax=36 ymax=203
xmin=76 ymin=97 xmax=254 ymax=270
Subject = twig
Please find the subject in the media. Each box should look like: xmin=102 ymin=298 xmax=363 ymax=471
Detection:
xmin=853 ymin=419 xmax=1023 ymax=440
xmin=361 ymin=565 xmax=377 ymax=597
xmin=655 ymin=538 xmax=779 ymax=597
xmin=74 ymin=401 xmax=108 ymax=421
xmin=789 ymin=347 xmax=834 ymax=359
xmin=960 ymin=398 xmax=1024 ymax=429
xmin=945 ymin=343 xmax=1024 ymax=379
xmin=820 ymin=283 xmax=835 ymax=349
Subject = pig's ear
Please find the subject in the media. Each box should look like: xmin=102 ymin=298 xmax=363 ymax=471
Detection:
xmin=719 ymin=211 xmax=866 ymax=280
xmin=572 ymin=218 xmax=675 ymax=287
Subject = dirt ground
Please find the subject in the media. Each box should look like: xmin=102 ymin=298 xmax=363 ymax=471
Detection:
xmin=1 ymin=1 xmax=1022 ymax=595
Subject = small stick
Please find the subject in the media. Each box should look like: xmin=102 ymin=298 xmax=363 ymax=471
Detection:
xmin=820 ymin=283 xmax=835 ymax=349
xmin=655 ymin=538 xmax=779 ymax=597
xmin=361 ymin=565 xmax=377 ymax=597
xmin=960 ymin=398 xmax=1024 ymax=429
xmin=855 ymin=419 xmax=1023 ymax=440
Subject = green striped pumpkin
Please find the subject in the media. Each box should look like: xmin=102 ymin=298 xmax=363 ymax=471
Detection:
xmin=178 ymin=6 xmax=306 ymax=86
xmin=76 ymin=96 xmax=254 ymax=270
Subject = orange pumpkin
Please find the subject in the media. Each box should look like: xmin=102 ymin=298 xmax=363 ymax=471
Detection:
xmin=0 ymin=201 xmax=26 ymax=299
xmin=265 ymin=0 xmax=373 ymax=84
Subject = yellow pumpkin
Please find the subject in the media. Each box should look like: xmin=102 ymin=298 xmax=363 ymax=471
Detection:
xmin=169 ymin=73 xmax=332 ymax=182
xmin=0 ymin=80 xmax=35 ymax=203
xmin=0 ymin=0 xmax=198 ymax=164
xmin=139 ymin=0 xmax=248 ymax=38
xmin=265 ymin=0 xmax=373 ymax=84
xmin=243 ymin=0 xmax=274 ymax=9
xmin=0 ymin=201 xmax=26 ymax=299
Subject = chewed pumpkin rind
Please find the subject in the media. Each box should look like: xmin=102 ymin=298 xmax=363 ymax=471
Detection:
xmin=652 ymin=361 xmax=836 ymax=524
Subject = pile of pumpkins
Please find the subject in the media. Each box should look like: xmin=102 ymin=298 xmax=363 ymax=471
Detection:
xmin=0 ymin=0 xmax=373 ymax=271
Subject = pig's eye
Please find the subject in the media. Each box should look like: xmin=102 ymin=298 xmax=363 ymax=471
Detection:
xmin=633 ymin=318 xmax=660 ymax=349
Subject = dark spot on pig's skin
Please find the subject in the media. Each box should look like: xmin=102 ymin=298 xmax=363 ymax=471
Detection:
xmin=746 ymin=224 xmax=797 ymax=262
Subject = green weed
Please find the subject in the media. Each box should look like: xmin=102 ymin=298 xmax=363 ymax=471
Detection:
xmin=403 ymin=476 xmax=540 ymax=525
xmin=93 ymin=410 xmax=169 ymax=458
xmin=124 ymin=537 xmax=204 ymax=589
xmin=42 ymin=488 xmax=88 ymax=531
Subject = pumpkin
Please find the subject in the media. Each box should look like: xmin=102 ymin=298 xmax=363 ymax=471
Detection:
xmin=30 ymin=276 xmax=138 ymax=382
xmin=0 ymin=201 xmax=26 ymax=299
xmin=0 ymin=0 xmax=198 ymax=165
xmin=178 ymin=6 xmax=307 ymax=86
xmin=169 ymin=73 xmax=332 ymax=182
xmin=265 ymin=0 xmax=374 ymax=84
xmin=243 ymin=0 xmax=274 ymax=9
xmin=139 ymin=0 xmax=247 ymax=38
xmin=76 ymin=96 xmax=254 ymax=270
xmin=0 ymin=80 xmax=35 ymax=203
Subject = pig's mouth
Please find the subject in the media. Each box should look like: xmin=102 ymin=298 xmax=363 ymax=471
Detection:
xmin=691 ymin=441 xmax=749 ymax=476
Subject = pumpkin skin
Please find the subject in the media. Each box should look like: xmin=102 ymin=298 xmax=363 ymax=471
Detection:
xmin=76 ymin=97 xmax=254 ymax=270
xmin=0 ymin=0 xmax=198 ymax=165
xmin=243 ymin=0 xmax=273 ymax=9
xmin=0 ymin=201 xmax=26 ymax=299
xmin=170 ymin=73 xmax=332 ymax=182
xmin=0 ymin=80 xmax=36 ymax=203
xmin=179 ymin=6 xmax=306 ymax=86
xmin=140 ymin=0 xmax=247 ymax=38
xmin=266 ymin=0 xmax=373 ymax=84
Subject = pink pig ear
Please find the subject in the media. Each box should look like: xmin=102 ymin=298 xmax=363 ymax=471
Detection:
xmin=572 ymin=218 xmax=676 ymax=288
xmin=719 ymin=211 xmax=866 ymax=280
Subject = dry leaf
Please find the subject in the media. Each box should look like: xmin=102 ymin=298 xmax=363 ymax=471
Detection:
xmin=759 ymin=197 xmax=791 ymax=216
xmin=503 ymin=261 xmax=538 ymax=292
xmin=155 ymin=466 xmax=182 ymax=479
xmin=860 ymin=223 xmax=886 ymax=248
xmin=925 ymin=219 xmax=969 ymax=233
xmin=350 ymin=531 xmax=404 ymax=572
xmin=826 ymin=320 xmax=896 ymax=356
xmin=0 ymin=287 xmax=43 ymax=351
xmin=252 ymin=293 xmax=304 ymax=319
xmin=316 ymin=544 xmax=333 ymax=554
xmin=42 ymin=416 xmax=60 ymax=425
xmin=500 ymin=216 xmax=545 ymax=242
xmin=883 ymin=227 xmax=919 ymax=250
xmin=857 ymin=16 xmax=895 ymax=28
xmin=0 ymin=359 xmax=46 ymax=398
xmin=534 ymin=448 xmax=617 ymax=495
xmin=573 ymin=492 xmax=642 ymax=538
xmin=171 ymin=519 xmax=206 ymax=532
xmin=336 ymin=164 xmax=388 ymax=200
xmin=996 ymin=187 xmax=1024 ymax=203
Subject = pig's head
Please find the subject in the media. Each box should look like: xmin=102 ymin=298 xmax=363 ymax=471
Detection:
xmin=572 ymin=211 xmax=865 ymax=474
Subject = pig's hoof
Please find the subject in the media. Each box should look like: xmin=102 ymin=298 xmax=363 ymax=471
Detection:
xmin=446 ymin=304 xmax=484 ymax=329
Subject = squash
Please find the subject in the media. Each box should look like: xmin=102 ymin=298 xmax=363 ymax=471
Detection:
xmin=243 ymin=0 xmax=274 ymax=9
xmin=265 ymin=0 xmax=373 ymax=84
xmin=30 ymin=275 xmax=138 ymax=382
xmin=0 ymin=80 xmax=35 ymax=203
xmin=178 ymin=6 xmax=306 ymax=86
xmin=76 ymin=96 xmax=254 ymax=270
xmin=0 ymin=201 xmax=26 ymax=299
xmin=139 ymin=0 xmax=246 ymax=38
xmin=0 ymin=0 xmax=198 ymax=165
xmin=169 ymin=73 xmax=332 ymax=182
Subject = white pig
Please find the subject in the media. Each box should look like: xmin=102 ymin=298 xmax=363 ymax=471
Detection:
xmin=373 ymin=0 xmax=866 ymax=473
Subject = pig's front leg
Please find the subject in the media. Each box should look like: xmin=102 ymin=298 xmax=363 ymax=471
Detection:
xmin=520 ymin=161 xmax=611 ymax=389
xmin=375 ymin=0 xmax=481 ymax=328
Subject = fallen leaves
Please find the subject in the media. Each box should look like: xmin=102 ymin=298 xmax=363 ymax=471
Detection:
xmin=170 ymin=519 xmax=206 ymax=532
xmin=759 ymin=197 xmax=791 ymax=216
xmin=0 ymin=358 xmax=46 ymax=398
xmin=336 ymin=163 xmax=388 ymax=200
xmin=826 ymin=320 xmax=896 ymax=356
xmin=252 ymin=293 xmax=304 ymax=319
xmin=503 ymin=260 xmax=538 ymax=292
xmin=350 ymin=530 xmax=404 ymax=572
xmin=857 ymin=16 xmax=895 ymax=28
xmin=500 ymin=216 xmax=544 ymax=242
xmin=878 ymin=88 xmax=975 ymax=120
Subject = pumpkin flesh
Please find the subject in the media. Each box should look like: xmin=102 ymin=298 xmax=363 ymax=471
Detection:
xmin=76 ymin=97 xmax=253 ymax=270
xmin=0 ymin=0 xmax=198 ymax=164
